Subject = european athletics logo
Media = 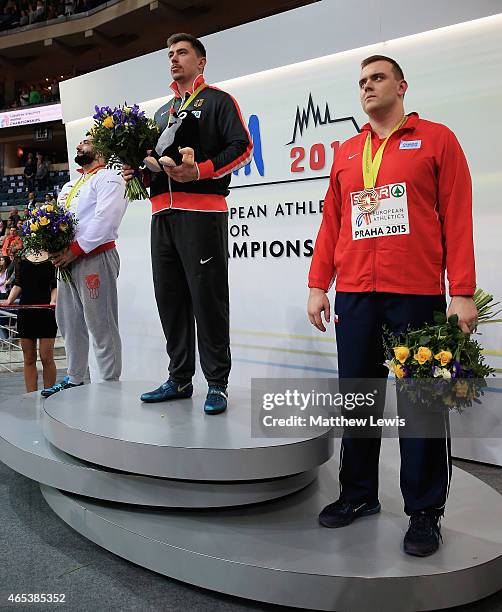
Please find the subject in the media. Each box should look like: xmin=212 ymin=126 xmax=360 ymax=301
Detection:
xmin=233 ymin=114 xmax=265 ymax=177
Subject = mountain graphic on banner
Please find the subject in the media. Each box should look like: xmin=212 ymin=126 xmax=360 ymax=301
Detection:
xmin=286 ymin=93 xmax=360 ymax=145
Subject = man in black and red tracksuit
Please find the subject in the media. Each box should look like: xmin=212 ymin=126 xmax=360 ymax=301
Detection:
xmin=134 ymin=33 xmax=252 ymax=415
xmin=307 ymin=55 xmax=477 ymax=556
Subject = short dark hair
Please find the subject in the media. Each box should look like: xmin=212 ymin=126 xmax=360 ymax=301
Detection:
xmin=361 ymin=55 xmax=405 ymax=80
xmin=167 ymin=33 xmax=206 ymax=58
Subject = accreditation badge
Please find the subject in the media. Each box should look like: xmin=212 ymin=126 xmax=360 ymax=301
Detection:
xmin=350 ymin=182 xmax=410 ymax=241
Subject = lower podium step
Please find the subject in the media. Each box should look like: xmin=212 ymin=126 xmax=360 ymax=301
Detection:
xmin=0 ymin=393 xmax=317 ymax=507
xmin=40 ymin=440 xmax=502 ymax=612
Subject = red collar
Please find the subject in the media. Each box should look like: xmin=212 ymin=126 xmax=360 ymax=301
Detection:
xmin=361 ymin=111 xmax=419 ymax=135
xmin=76 ymin=164 xmax=106 ymax=175
xmin=169 ymin=74 xmax=205 ymax=99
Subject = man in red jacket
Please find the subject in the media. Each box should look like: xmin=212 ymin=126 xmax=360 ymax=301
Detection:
xmin=307 ymin=55 xmax=477 ymax=557
xmin=2 ymin=227 xmax=23 ymax=258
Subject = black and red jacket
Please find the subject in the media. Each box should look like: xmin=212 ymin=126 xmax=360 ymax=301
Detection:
xmin=149 ymin=74 xmax=253 ymax=214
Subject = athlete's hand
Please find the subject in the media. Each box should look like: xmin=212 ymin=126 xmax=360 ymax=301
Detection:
xmin=121 ymin=164 xmax=135 ymax=182
xmin=163 ymin=161 xmax=198 ymax=183
xmin=50 ymin=248 xmax=78 ymax=268
xmin=307 ymin=288 xmax=331 ymax=332
xmin=447 ymin=296 xmax=478 ymax=334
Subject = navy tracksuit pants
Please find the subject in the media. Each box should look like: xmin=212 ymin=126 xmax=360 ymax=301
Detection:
xmin=335 ymin=292 xmax=452 ymax=516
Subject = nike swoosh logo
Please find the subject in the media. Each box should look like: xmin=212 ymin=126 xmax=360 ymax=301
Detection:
xmin=177 ymin=383 xmax=191 ymax=392
xmin=200 ymin=257 xmax=213 ymax=265
xmin=348 ymin=153 xmax=359 ymax=159
xmin=353 ymin=503 xmax=366 ymax=513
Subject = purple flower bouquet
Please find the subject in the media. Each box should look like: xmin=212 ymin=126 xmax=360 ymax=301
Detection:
xmin=91 ymin=104 xmax=160 ymax=202
xmin=21 ymin=203 xmax=77 ymax=282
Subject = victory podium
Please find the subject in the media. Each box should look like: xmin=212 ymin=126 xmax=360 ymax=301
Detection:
xmin=1 ymin=381 xmax=502 ymax=611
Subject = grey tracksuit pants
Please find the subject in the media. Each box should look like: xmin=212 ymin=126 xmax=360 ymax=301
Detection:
xmin=56 ymin=248 xmax=121 ymax=385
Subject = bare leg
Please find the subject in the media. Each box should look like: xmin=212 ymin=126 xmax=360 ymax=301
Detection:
xmin=39 ymin=337 xmax=56 ymax=389
xmin=21 ymin=338 xmax=38 ymax=392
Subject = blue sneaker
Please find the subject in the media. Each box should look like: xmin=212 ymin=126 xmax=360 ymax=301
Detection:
xmin=41 ymin=376 xmax=84 ymax=398
xmin=140 ymin=379 xmax=193 ymax=403
xmin=204 ymin=385 xmax=228 ymax=415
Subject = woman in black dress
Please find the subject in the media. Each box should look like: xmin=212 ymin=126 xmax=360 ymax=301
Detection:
xmin=1 ymin=252 xmax=58 ymax=392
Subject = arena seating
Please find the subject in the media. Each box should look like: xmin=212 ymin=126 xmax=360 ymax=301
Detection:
xmin=0 ymin=170 xmax=70 ymax=208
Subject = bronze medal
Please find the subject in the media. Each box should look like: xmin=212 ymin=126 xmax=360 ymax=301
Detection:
xmin=357 ymin=188 xmax=379 ymax=214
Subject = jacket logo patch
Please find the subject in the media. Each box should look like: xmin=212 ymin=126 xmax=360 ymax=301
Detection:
xmin=194 ymin=99 xmax=204 ymax=108
xmin=191 ymin=110 xmax=201 ymax=118
xmin=400 ymin=139 xmax=422 ymax=150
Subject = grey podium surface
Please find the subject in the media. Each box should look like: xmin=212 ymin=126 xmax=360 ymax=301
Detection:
xmin=42 ymin=381 xmax=333 ymax=480
xmin=2 ymin=382 xmax=502 ymax=611
xmin=41 ymin=439 xmax=502 ymax=612
xmin=0 ymin=393 xmax=318 ymax=507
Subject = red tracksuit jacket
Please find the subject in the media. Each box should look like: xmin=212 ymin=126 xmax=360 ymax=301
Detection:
xmin=308 ymin=112 xmax=476 ymax=296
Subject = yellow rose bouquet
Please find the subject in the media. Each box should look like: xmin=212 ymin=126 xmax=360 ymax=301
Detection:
xmin=20 ymin=203 xmax=77 ymax=282
xmin=383 ymin=289 xmax=500 ymax=409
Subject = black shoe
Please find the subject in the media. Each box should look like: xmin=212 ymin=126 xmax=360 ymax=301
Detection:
xmin=403 ymin=511 xmax=442 ymax=557
xmin=319 ymin=499 xmax=381 ymax=528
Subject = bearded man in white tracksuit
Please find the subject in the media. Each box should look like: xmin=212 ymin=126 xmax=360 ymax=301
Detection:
xmin=42 ymin=134 xmax=128 ymax=397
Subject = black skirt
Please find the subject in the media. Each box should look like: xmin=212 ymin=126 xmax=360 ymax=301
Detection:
xmin=17 ymin=307 xmax=57 ymax=339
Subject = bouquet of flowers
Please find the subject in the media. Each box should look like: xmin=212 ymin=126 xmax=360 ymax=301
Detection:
xmin=21 ymin=203 xmax=77 ymax=282
xmin=383 ymin=289 xmax=501 ymax=410
xmin=91 ymin=103 xmax=160 ymax=202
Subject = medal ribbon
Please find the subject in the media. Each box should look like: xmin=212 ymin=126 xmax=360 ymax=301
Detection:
xmin=362 ymin=115 xmax=407 ymax=190
xmin=168 ymin=82 xmax=206 ymax=126
xmin=155 ymin=82 xmax=207 ymax=156
xmin=64 ymin=165 xmax=105 ymax=210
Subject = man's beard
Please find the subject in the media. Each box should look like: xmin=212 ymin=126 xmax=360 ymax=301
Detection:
xmin=75 ymin=152 xmax=95 ymax=166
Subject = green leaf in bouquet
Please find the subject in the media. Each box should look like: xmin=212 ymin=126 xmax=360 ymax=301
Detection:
xmin=447 ymin=314 xmax=459 ymax=326
xmin=433 ymin=311 xmax=447 ymax=324
xmin=418 ymin=335 xmax=431 ymax=345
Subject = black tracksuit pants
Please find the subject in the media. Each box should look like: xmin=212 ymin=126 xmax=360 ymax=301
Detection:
xmin=335 ymin=292 xmax=452 ymax=516
xmin=151 ymin=209 xmax=230 ymax=387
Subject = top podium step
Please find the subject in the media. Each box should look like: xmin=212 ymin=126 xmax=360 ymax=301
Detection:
xmin=42 ymin=381 xmax=333 ymax=481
